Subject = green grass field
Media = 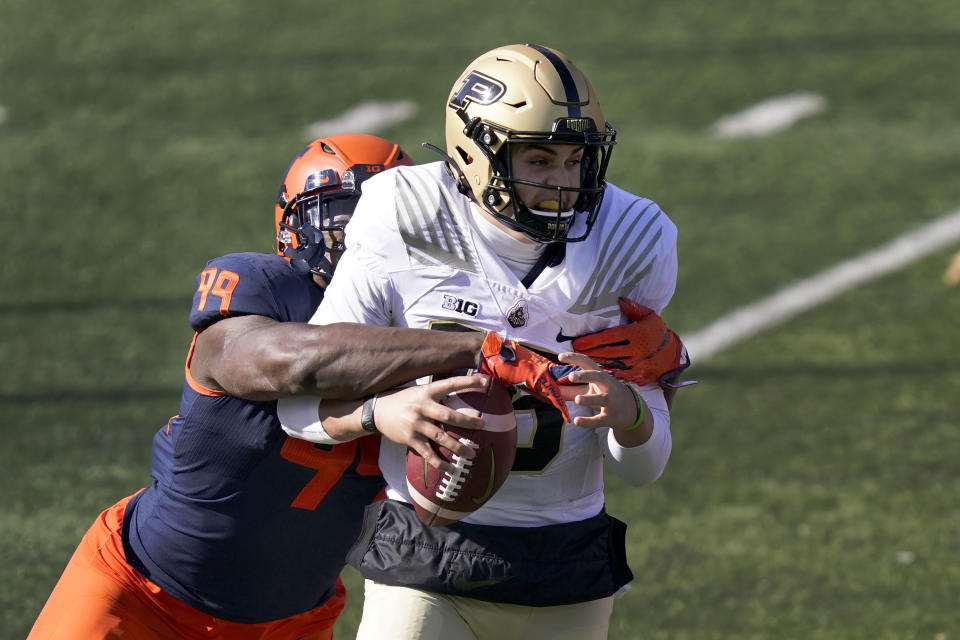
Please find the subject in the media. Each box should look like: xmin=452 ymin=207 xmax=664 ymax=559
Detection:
xmin=3 ymin=1 xmax=959 ymax=637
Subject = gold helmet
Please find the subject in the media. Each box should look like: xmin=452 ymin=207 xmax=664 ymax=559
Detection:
xmin=443 ymin=43 xmax=616 ymax=243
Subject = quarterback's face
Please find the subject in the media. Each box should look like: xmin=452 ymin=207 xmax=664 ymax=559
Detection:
xmin=509 ymin=143 xmax=583 ymax=212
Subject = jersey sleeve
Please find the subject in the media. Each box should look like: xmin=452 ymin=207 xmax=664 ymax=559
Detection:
xmin=595 ymin=188 xmax=676 ymax=484
xmin=309 ymin=172 xmax=399 ymax=328
xmin=627 ymin=204 xmax=679 ymax=314
xmin=279 ymin=182 xmax=397 ymax=444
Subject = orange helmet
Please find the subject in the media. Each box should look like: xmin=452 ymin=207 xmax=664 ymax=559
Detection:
xmin=275 ymin=134 xmax=412 ymax=278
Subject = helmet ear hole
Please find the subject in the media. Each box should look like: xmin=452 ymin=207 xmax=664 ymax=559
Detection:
xmin=455 ymin=147 xmax=473 ymax=165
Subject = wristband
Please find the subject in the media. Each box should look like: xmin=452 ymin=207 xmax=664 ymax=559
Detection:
xmin=360 ymin=394 xmax=379 ymax=433
xmin=621 ymin=383 xmax=645 ymax=431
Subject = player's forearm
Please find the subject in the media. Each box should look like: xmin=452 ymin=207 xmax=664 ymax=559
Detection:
xmin=276 ymin=396 xmax=367 ymax=444
xmin=609 ymin=397 xmax=655 ymax=447
xmin=249 ymin=322 xmax=484 ymax=400
xmin=317 ymin=398 xmax=366 ymax=441
xmin=603 ymin=385 xmax=672 ymax=486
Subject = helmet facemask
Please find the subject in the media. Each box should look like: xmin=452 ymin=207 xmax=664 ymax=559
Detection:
xmin=277 ymin=168 xmax=363 ymax=281
xmin=471 ymin=118 xmax=615 ymax=243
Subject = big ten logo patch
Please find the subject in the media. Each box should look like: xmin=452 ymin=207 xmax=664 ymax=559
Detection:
xmin=442 ymin=294 xmax=480 ymax=317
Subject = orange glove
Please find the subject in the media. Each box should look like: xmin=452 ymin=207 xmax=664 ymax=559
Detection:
xmin=572 ymin=298 xmax=693 ymax=388
xmin=478 ymin=331 xmax=574 ymax=422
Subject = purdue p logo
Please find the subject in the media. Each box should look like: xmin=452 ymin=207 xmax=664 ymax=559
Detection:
xmin=506 ymin=301 xmax=528 ymax=328
xmin=449 ymin=71 xmax=506 ymax=109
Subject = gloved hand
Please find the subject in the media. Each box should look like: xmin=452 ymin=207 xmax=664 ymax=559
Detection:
xmin=572 ymin=298 xmax=693 ymax=388
xmin=478 ymin=331 xmax=575 ymax=422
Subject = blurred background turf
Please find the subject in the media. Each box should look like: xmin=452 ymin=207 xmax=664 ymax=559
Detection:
xmin=2 ymin=1 xmax=959 ymax=637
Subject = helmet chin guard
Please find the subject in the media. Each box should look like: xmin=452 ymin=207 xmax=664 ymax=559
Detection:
xmin=278 ymin=196 xmax=334 ymax=279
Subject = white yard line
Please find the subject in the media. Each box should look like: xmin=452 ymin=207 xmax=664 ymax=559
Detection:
xmin=711 ymin=92 xmax=826 ymax=138
xmin=684 ymin=208 xmax=960 ymax=361
xmin=304 ymin=100 xmax=418 ymax=139
xmin=0 ymin=105 xmax=7 ymax=125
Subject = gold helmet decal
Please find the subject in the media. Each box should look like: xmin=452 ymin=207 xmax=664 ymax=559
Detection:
xmin=449 ymin=71 xmax=507 ymax=109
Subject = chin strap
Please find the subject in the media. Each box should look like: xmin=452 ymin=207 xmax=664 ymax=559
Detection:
xmin=422 ymin=142 xmax=474 ymax=198
xmin=520 ymin=243 xmax=565 ymax=288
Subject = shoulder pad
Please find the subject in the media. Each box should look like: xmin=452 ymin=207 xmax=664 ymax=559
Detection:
xmin=187 ymin=252 xmax=322 ymax=330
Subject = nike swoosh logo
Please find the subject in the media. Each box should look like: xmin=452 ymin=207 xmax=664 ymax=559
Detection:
xmin=556 ymin=328 xmax=576 ymax=343
xmin=472 ymin=450 xmax=497 ymax=505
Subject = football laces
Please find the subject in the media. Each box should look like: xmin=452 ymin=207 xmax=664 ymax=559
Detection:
xmin=436 ymin=437 xmax=478 ymax=502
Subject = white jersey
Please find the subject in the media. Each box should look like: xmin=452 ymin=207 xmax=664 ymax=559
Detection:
xmin=311 ymin=161 xmax=678 ymax=526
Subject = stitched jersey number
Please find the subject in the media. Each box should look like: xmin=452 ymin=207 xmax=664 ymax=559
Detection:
xmin=510 ymin=395 xmax=565 ymax=473
xmin=428 ymin=321 xmax=564 ymax=473
xmin=196 ymin=267 xmax=240 ymax=314
xmin=280 ymin=436 xmax=381 ymax=510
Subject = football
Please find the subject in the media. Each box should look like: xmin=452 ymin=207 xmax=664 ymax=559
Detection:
xmin=406 ymin=378 xmax=517 ymax=526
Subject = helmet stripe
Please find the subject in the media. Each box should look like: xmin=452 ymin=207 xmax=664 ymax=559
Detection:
xmin=524 ymin=43 xmax=581 ymax=117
